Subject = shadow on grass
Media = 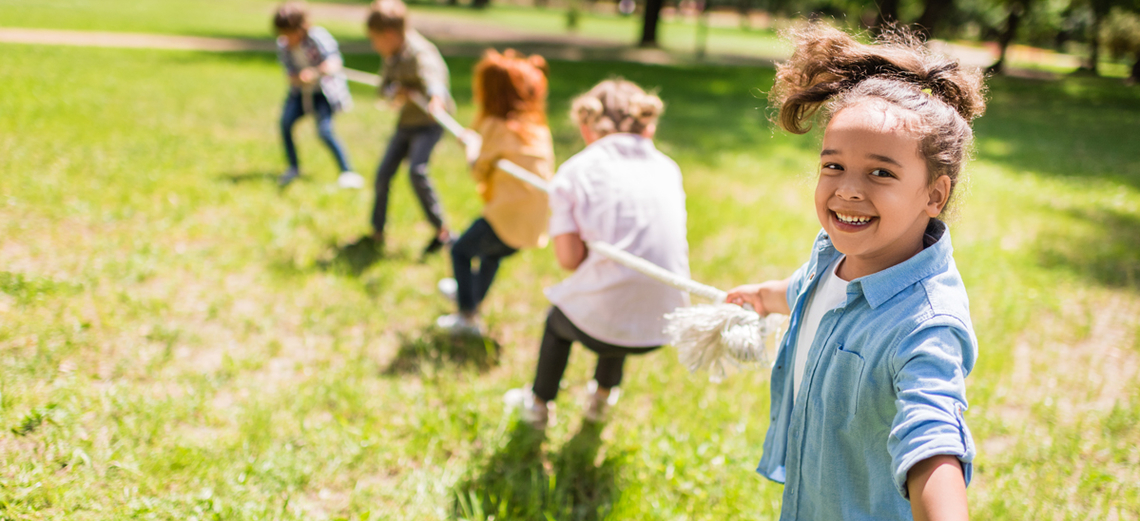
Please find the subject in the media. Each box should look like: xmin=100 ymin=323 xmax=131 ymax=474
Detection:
xmin=217 ymin=171 xmax=279 ymax=185
xmin=977 ymin=76 xmax=1140 ymax=191
xmin=316 ymin=235 xmax=387 ymax=277
xmin=1036 ymin=206 xmax=1140 ymax=291
xmin=385 ymin=327 xmax=501 ymax=374
xmin=453 ymin=421 xmax=620 ymax=521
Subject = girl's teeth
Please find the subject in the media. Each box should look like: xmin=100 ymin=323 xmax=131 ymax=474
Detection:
xmin=836 ymin=213 xmax=872 ymax=224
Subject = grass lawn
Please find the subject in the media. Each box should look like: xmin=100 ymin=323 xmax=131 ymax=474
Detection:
xmin=2 ymin=33 xmax=1140 ymax=521
xmin=0 ymin=0 xmax=789 ymax=61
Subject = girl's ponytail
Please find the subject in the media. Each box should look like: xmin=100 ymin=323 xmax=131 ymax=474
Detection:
xmin=771 ymin=23 xmax=985 ymax=134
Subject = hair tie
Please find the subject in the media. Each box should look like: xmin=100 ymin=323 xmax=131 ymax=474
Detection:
xmin=921 ymin=88 xmax=933 ymax=95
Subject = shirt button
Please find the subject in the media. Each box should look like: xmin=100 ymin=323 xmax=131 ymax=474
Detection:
xmin=808 ymin=272 xmax=815 ymax=281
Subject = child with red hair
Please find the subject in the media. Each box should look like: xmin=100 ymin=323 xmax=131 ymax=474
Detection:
xmin=436 ymin=50 xmax=555 ymax=334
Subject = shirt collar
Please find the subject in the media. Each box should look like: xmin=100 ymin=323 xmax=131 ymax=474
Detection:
xmin=817 ymin=219 xmax=953 ymax=309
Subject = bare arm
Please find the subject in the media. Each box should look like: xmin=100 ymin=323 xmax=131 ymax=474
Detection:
xmin=724 ymin=278 xmax=792 ymax=316
xmin=553 ymin=233 xmax=587 ymax=271
xmin=908 ymin=455 xmax=969 ymax=521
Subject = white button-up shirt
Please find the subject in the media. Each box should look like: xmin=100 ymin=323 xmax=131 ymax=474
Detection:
xmin=544 ymin=133 xmax=691 ymax=347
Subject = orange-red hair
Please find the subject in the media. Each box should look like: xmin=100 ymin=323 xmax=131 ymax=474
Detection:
xmin=473 ymin=49 xmax=549 ymax=134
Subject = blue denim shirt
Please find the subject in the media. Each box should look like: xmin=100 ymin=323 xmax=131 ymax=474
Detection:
xmin=758 ymin=220 xmax=977 ymax=520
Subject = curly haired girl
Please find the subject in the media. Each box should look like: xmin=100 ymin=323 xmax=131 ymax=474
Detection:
xmin=506 ymin=78 xmax=691 ymax=429
xmin=436 ymin=49 xmax=555 ymax=334
xmin=725 ymin=24 xmax=986 ymax=520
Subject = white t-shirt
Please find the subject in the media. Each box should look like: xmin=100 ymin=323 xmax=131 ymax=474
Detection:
xmin=792 ymin=256 xmax=848 ymax=403
xmin=544 ymin=133 xmax=691 ymax=347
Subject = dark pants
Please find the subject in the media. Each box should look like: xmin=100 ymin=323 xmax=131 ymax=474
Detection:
xmin=532 ymin=307 xmax=661 ymax=402
xmin=280 ymin=91 xmax=352 ymax=172
xmin=451 ymin=218 xmax=517 ymax=314
xmin=372 ymin=124 xmax=446 ymax=234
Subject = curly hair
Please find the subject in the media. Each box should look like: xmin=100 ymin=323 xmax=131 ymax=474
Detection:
xmin=473 ymin=49 xmax=549 ymax=137
xmin=570 ymin=78 xmax=664 ymax=138
xmin=771 ymin=23 xmax=987 ymax=215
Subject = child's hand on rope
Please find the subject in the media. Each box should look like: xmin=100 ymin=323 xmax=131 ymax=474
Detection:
xmin=460 ymin=129 xmax=482 ymax=165
xmin=725 ymin=278 xmax=792 ymax=317
xmin=299 ymin=67 xmax=320 ymax=85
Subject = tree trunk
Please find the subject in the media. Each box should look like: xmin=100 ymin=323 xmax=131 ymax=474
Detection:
xmin=986 ymin=3 xmax=1023 ymax=75
xmin=738 ymin=0 xmax=752 ymax=30
xmin=915 ymin=0 xmax=954 ymax=38
xmin=640 ymin=0 xmax=665 ymax=47
xmin=1130 ymin=52 xmax=1140 ymax=83
xmin=874 ymin=0 xmax=901 ymax=32
xmin=472 ymin=0 xmax=490 ymax=9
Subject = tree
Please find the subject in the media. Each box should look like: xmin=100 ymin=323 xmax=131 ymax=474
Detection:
xmin=1080 ymin=0 xmax=1114 ymax=73
xmin=915 ymin=0 xmax=955 ymax=38
xmin=986 ymin=0 xmax=1030 ymax=74
xmin=641 ymin=0 xmax=666 ymax=47
xmin=1103 ymin=7 xmax=1140 ymax=82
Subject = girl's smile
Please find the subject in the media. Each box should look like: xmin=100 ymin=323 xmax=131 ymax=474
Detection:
xmin=816 ymin=101 xmax=950 ymax=280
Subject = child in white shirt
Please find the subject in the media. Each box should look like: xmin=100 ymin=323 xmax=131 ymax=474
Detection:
xmin=508 ymin=79 xmax=690 ymax=430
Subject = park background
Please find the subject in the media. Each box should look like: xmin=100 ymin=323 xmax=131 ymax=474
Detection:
xmin=1 ymin=0 xmax=1139 ymax=519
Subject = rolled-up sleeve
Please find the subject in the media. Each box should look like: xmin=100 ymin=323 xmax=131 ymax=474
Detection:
xmin=888 ymin=318 xmax=977 ymax=498
xmin=547 ymin=172 xmax=579 ymax=237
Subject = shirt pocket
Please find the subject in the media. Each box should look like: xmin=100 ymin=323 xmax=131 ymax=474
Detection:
xmin=821 ymin=343 xmax=866 ymax=416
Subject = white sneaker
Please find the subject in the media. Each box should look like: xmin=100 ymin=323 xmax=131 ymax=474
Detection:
xmin=436 ymin=313 xmax=482 ymax=336
xmin=583 ymin=380 xmax=620 ymax=424
xmin=437 ymin=277 xmax=458 ymax=303
xmin=504 ymin=387 xmax=550 ymax=430
xmin=337 ymin=171 xmax=365 ymax=189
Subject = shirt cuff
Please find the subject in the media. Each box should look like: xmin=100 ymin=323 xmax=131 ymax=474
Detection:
xmin=891 ymin=406 xmax=975 ymax=498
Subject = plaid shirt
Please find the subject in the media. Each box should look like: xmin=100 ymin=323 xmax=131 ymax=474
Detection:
xmin=276 ymin=26 xmax=353 ymax=112
xmin=379 ymin=29 xmax=454 ymax=127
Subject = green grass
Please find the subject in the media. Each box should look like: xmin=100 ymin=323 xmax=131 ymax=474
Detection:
xmin=0 ymin=0 xmax=790 ymax=61
xmin=2 ymin=36 xmax=1140 ymax=521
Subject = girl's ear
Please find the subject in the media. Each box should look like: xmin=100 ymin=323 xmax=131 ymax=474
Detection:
xmin=925 ymin=175 xmax=952 ymax=217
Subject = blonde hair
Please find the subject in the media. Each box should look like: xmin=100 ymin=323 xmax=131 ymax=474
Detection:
xmin=771 ymin=23 xmax=986 ymax=215
xmin=570 ymin=78 xmax=664 ymax=138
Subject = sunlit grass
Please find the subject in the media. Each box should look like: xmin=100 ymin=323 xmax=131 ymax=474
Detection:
xmin=1 ymin=39 xmax=1139 ymax=520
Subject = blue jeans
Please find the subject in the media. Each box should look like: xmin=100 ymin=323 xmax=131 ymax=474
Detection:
xmin=280 ymin=90 xmax=352 ymax=172
xmin=450 ymin=218 xmax=516 ymax=314
xmin=371 ymin=124 xmax=446 ymax=234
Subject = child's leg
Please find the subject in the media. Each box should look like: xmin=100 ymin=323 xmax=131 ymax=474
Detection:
xmin=280 ymin=92 xmax=304 ymax=169
xmin=371 ymin=128 xmax=413 ymax=235
xmin=451 ymin=218 xmax=519 ymax=315
xmin=312 ymin=93 xmax=353 ymax=172
xmin=593 ymin=354 xmax=628 ymax=391
xmin=404 ymin=125 xmax=447 ymax=233
xmin=473 ymin=221 xmax=517 ymax=307
xmin=532 ymin=307 xmax=579 ymax=403
xmin=449 ymin=220 xmax=483 ymax=315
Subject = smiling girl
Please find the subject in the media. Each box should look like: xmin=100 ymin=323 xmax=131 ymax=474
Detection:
xmin=725 ymin=24 xmax=986 ymax=520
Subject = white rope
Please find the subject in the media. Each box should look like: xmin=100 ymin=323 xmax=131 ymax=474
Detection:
xmin=346 ymin=66 xmax=777 ymax=380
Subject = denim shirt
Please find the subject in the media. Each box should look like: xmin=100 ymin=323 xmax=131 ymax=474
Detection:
xmin=758 ymin=220 xmax=977 ymax=520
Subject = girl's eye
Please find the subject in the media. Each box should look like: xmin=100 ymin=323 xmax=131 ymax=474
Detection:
xmin=870 ymin=168 xmax=895 ymax=178
xmin=821 ymin=163 xmax=843 ymax=173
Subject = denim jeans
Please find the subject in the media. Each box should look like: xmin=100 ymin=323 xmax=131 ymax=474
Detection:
xmin=532 ymin=307 xmax=660 ymax=402
xmin=451 ymin=218 xmax=517 ymax=314
xmin=371 ymin=124 xmax=445 ymax=234
xmin=280 ymin=90 xmax=352 ymax=172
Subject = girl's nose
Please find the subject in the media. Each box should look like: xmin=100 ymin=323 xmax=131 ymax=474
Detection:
xmin=835 ymin=174 xmax=864 ymax=201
